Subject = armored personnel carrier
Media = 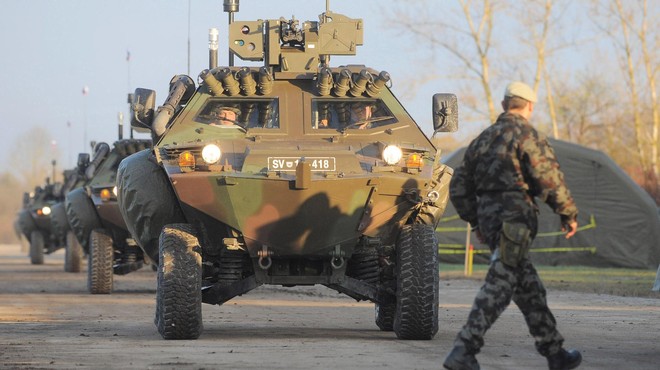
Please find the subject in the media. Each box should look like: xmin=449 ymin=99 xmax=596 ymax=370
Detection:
xmin=119 ymin=0 xmax=457 ymax=340
xmin=52 ymin=164 xmax=88 ymax=272
xmin=66 ymin=139 xmax=151 ymax=293
xmin=16 ymin=178 xmax=65 ymax=264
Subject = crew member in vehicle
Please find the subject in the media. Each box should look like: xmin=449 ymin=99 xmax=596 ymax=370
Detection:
xmin=209 ymin=106 xmax=241 ymax=127
xmin=349 ymin=102 xmax=373 ymax=129
xmin=317 ymin=102 xmax=332 ymax=128
xmin=443 ymin=81 xmax=582 ymax=370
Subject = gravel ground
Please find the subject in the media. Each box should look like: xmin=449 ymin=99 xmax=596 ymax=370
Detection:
xmin=1 ymin=243 xmax=658 ymax=369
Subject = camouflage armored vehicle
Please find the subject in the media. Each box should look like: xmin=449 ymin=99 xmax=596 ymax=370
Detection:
xmin=51 ymin=163 xmax=89 ymax=272
xmin=119 ymin=0 xmax=457 ymax=340
xmin=16 ymin=178 xmax=66 ymax=264
xmin=66 ymin=139 xmax=152 ymax=293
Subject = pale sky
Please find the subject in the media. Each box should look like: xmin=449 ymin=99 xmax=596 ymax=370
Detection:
xmin=1 ymin=0 xmax=449 ymax=175
xmin=0 ymin=0 xmax=610 ymax=177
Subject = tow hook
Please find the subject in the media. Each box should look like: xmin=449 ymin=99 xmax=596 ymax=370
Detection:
xmin=330 ymin=245 xmax=345 ymax=269
xmin=257 ymin=245 xmax=272 ymax=270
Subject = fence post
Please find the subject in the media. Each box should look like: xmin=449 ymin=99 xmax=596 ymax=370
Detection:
xmin=464 ymin=223 xmax=472 ymax=276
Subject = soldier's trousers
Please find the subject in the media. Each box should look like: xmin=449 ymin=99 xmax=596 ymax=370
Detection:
xmin=454 ymin=255 xmax=564 ymax=357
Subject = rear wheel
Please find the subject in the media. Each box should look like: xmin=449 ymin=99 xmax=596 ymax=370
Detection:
xmin=29 ymin=230 xmax=44 ymax=265
xmin=88 ymin=229 xmax=114 ymax=294
xmin=156 ymin=224 xmax=203 ymax=340
xmin=375 ymin=302 xmax=396 ymax=331
xmin=393 ymin=224 xmax=439 ymax=340
xmin=64 ymin=231 xmax=84 ymax=273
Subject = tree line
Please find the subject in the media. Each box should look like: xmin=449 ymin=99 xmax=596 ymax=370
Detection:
xmin=385 ymin=0 xmax=658 ymax=203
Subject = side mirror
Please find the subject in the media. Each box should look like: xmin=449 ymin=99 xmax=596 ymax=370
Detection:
xmin=131 ymin=88 xmax=157 ymax=130
xmin=77 ymin=153 xmax=90 ymax=172
xmin=432 ymin=93 xmax=458 ymax=133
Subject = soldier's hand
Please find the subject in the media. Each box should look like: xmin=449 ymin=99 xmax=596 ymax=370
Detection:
xmin=562 ymin=221 xmax=578 ymax=239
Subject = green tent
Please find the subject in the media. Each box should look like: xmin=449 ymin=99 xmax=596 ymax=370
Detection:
xmin=439 ymin=139 xmax=660 ymax=269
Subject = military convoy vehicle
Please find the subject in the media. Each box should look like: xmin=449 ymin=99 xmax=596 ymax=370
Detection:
xmin=53 ymin=165 xmax=88 ymax=272
xmin=66 ymin=139 xmax=151 ymax=293
xmin=16 ymin=178 xmax=66 ymax=265
xmin=118 ymin=0 xmax=457 ymax=340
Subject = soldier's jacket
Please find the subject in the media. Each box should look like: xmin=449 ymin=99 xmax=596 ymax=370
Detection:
xmin=450 ymin=112 xmax=577 ymax=247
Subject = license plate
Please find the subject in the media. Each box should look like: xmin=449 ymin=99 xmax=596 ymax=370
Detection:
xmin=267 ymin=157 xmax=336 ymax=172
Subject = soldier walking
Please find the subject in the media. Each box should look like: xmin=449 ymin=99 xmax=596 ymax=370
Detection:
xmin=443 ymin=82 xmax=582 ymax=370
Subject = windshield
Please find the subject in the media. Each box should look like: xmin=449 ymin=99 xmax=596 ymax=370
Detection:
xmin=195 ymin=98 xmax=280 ymax=129
xmin=312 ymin=99 xmax=397 ymax=130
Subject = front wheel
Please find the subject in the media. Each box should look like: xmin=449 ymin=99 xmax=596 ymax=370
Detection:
xmin=29 ymin=230 xmax=44 ymax=265
xmin=393 ymin=224 xmax=439 ymax=340
xmin=156 ymin=224 xmax=203 ymax=340
xmin=88 ymin=229 xmax=114 ymax=294
xmin=64 ymin=231 xmax=83 ymax=273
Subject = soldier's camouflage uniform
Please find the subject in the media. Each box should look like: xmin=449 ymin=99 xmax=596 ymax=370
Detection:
xmin=449 ymin=112 xmax=578 ymax=357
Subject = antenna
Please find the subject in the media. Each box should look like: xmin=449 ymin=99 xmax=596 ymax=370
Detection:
xmin=223 ymin=0 xmax=240 ymax=66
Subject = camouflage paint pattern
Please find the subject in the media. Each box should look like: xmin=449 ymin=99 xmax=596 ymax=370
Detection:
xmin=449 ymin=112 xmax=577 ymax=357
xmin=147 ymin=78 xmax=448 ymax=259
xmin=87 ymin=139 xmax=152 ymax=232
xmin=450 ymin=112 xmax=577 ymax=246
xmin=455 ymin=257 xmax=564 ymax=357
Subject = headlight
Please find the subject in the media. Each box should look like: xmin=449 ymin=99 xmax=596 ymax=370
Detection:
xmin=41 ymin=206 xmax=51 ymax=216
xmin=382 ymin=145 xmax=403 ymax=165
xmin=178 ymin=151 xmax=196 ymax=168
xmin=100 ymin=188 xmax=112 ymax=201
xmin=112 ymin=186 xmax=118 ymax=196
xmin=202 ymin=144 xmax=222 ymax=164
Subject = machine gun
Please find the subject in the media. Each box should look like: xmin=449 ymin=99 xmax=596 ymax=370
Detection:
xmin=225 ymin=0 xmax=363 ymax=75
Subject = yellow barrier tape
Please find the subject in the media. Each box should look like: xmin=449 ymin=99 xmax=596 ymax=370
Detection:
xmin=436 ymin=227 xmax=470 ymax=232
xmin=439 ymin=214 xmax=462 ymax=222
xmin=437 ymin=214 xmax=597 ymax=237
xmin=439 ymin=246 xmax=597 ymax=255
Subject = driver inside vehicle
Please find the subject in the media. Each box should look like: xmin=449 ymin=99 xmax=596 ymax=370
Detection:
xmin=350 ymin=102 xmax=373 ymax=129
xmin=209 ymin=106 xmax=241 ymax=127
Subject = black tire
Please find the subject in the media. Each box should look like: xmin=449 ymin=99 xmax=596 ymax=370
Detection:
xmin=65 ymin=187 xmax=102 ymax=253
xmin=30 ymin=230 xmax=45 ymax=265
xmin=393 ymin=224 xmax=439 ymax=340
xmin=64 ymin=230 xmax=83 ymax=273
xmin=88 ymin=229 xmax=114 ymax=294
xmin=156 ymin=224 xmax=203 ymax=340
xmin=375 ymin=302 xmax=396 ymax=331
xmin=117 ymin=149 xmax=185 ymax=263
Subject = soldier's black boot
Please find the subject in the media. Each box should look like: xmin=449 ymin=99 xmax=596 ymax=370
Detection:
xmin=443 ymin=345 xmax=480 ymax=370
xmin=547 ymin=348 xmax=582 ymax=370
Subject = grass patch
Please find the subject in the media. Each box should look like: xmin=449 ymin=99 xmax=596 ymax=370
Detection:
xmin=440 ymin=263 xmax=660 ymax=298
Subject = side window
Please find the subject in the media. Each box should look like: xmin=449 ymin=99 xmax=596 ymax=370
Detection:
xmin=312 ymin=99 xmax=396 ymax=130
xmin=195 ymin=99 xmax=280 ymax=129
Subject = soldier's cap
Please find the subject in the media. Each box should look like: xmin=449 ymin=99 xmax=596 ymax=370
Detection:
xmin=213 ymin=105 xmax=241 ymax=115
xmin=504 ymin=81 xmax=537 ymax=103
xmin=351 ymin=102 xmax=375 ymax=111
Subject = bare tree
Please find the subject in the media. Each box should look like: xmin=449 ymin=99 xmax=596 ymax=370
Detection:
xmin=521 ymin=0 xmax=559 ymax=138
xmin=554 ymin=74 xmax=620 ymax=147
xmin=634 ymin=0 xmax=659 ymax=198
xmin=9 ymin=126 xmax=61 ymax=189
xmin=384 ymin=0 xmax=499 ymax=123
xmin=593 ymin=0 xmax=659 ymax=198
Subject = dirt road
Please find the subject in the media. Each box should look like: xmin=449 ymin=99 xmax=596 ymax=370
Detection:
xmin=0 ymin=243 xmax=658 ymax=369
